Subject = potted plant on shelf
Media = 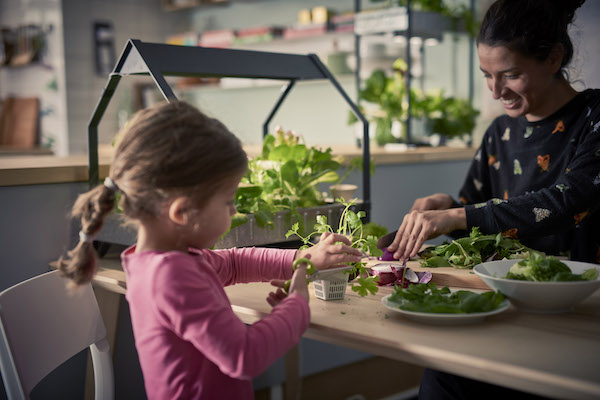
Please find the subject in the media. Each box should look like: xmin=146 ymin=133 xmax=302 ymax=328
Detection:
xmin=347 ymin=59 xmax=410 ymax=146
xmin=348 ymin=58 xmax=479 ymax=147
xmin=414 ymin=89 xmax=480 ymax=146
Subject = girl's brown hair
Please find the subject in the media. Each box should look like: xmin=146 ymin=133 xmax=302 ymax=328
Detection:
xmin=59 ymin=101 xmax=248 ymax=285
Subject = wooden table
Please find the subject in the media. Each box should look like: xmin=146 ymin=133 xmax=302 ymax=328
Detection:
xmin=90 ymin=257 xmax=600 ymax=400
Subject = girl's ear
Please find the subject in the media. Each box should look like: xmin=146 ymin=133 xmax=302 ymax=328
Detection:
xmin=168 ymin=197 xmax=193 ymax=226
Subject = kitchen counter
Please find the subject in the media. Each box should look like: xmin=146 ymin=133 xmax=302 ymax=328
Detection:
xmin=0 ymin=145 xmax=475 ymax=186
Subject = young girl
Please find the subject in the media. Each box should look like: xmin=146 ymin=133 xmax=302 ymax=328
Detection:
xmin=59 ymin=101 xmax=362 ymax=399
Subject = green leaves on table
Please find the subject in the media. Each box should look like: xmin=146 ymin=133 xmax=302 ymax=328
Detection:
xmin=419 ymin=227 xmax=534 ymax=269
xmin=387 ymin=282 xmax=506 ymax=314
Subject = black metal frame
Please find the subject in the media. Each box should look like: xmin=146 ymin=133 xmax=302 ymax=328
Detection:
xmin=88 ymin=39 xmax=371 ymax=215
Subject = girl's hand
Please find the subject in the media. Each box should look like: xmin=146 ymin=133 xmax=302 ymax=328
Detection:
xmin=268 ymin=258 xmax=311 ymax=305
xmin=387 ymin=207 xmax=467 ymax=263
xmin=266 ymin=281 xmax=288 ymax=307
xmin=296 ymin=232 xmax=362 ymax=271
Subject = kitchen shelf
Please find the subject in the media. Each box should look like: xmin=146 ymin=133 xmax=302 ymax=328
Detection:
xmin=352 ymin=2 xmax=476 ymax=143
xmin=88 ymin=38 xmax=371 ymax=215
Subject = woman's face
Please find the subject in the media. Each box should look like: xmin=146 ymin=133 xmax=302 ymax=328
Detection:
xmin=478 ymin=44 xmax=561 ymax=121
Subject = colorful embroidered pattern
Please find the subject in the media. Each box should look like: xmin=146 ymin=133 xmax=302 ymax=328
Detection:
xmin=524 ymin=126 xmax=534 ymax=138
xmin=475 ymin=202 xmax=487 ymax=208
xmin=533 ymin=207 xmax=551 ymax=222
xmin=574 ymin=211 xmax=589 ymax=225
xmin=503 ymin=190 xmax=509 ymax=200
xmin=473 ymin=178 xmax=483 ymax=191
xmin=502 ymin=228 xmax=518 ymax=239
xmin=492 ymin=198 xmax=507 ymax=205
xmin=537 ymin=154 xmax=550 ymax=171
xmin=556 ymin=184 xmax=569 ymax=192
xmin=552 ymin=120 xmax=565 ymax=134
xmin=488 ymin=155 xmax=497 ymax=166
xmin=501 ymin=127 xmax=510 ymax=141
xmin=513 ymin=159 xmax=522 ymax=175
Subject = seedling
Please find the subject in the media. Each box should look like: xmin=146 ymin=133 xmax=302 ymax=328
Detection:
xmin=286 ymin=198 xmax=382 ymax=296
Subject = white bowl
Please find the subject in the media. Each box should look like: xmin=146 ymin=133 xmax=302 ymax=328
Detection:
xmin=473 ymin=260 xmax=600 ymax=313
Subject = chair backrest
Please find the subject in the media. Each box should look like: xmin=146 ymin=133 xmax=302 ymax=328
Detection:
xmin=0 ymin=270 xmax=114 ymax=399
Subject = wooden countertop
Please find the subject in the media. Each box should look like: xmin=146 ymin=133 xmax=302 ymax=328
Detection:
xmin=226 ymin=282 xmax=600 ymax=400
xmin=0 ymin=145 xmax=475 ymax=187
xmin=85 ymin=255 xmax=600 ymax=399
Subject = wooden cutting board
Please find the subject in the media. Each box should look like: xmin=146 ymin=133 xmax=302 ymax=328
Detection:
xmin=364 ymin=259 xmax=491 ymax=291
xmin=0 ymin=97 xmax=39 ymax=148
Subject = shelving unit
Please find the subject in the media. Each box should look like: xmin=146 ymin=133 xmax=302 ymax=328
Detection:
xmin=352 ymin=1 xmax=476 ymax=143
xmin=87 ymin=38 xmax=371 ymax=214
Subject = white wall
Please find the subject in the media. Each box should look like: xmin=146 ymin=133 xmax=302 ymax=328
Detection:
xmin=61 ymin=0 xmax=188 ymax=154
xmin=571 ymin=0 xmax=600 ymax=90
xmin=0 ymin=0 xmax=68 ymax=155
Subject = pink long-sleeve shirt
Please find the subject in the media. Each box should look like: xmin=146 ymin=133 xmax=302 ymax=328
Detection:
xmin=121 ymin=246 xmax=310 ymax=400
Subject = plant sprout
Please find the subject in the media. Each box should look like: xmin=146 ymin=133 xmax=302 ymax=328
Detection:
xmin=286 ymin=198 xmax=383 ymax=296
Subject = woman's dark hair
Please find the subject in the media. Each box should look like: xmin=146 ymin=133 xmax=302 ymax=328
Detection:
xmin=477 ymin=0 xmax=585 ymax=75
xmin=59 ymin=101 xmax=248 ymax=285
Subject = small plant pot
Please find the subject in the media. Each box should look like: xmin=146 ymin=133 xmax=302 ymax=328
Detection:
xmin=313 ymin=272 xmax=350 ymax=301
xmin=330 ymin=184 xmax=358 ymax=202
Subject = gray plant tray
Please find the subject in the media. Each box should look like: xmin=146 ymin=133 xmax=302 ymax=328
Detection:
xmin=95 ymin=203 xmax=349 ymax=249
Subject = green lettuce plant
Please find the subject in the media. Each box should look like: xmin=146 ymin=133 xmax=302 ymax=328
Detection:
xmin=233 ymin=128 xmax=341 ymax=230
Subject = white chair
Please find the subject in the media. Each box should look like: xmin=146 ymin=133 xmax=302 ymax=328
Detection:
xmin=0 ymin=270 xmax=114 ymax=399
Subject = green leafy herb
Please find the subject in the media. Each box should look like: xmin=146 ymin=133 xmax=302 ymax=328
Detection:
xmin=286 ymin=198 xmax=383 ymax=296
xmin=387 ymin=282 xmax=505 ymax=314
xmin=506 ymin=253 xmax=599 ymax=282
xmin=235 ymin=128 xmax=341 ymax=230
xmin=419 ymin=227 xmax=536 ymax=269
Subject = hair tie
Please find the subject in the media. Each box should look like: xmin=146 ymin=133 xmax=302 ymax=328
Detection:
xmin=79 ymin=230 xmax=95 ymax=243
xmin=104 ymin=177 xmax=119 ymax=193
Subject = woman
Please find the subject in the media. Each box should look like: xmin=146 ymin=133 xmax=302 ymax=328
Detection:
xmin=385 ymin=0 xmax=598 ymax=399
xmin=385 ymin=0 xmax=600 ymax=269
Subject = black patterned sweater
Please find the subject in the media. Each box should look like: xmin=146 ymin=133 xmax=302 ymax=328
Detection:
xmin=457 ymin=89 xmax=600 ymax=264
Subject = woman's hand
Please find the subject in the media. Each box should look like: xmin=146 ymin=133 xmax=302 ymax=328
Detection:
xmin=268 ymin=260 xmax=310 ymax=305
xmin=387 ymin=207 xmax=467 ymax=263
xmin=295 ymin=232 xmax=362 ymax=271
xmin=410 ymin=193 xmax=455 ymax=212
